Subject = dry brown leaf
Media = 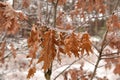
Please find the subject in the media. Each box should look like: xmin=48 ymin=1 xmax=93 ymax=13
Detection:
xmin=37 ymin=30 xmax=56 ymax=71
xmin=64 ymin=33 xmax=79 ymax=57
xmin=0 ymin=2 xmax=24 ymax=34
xmin=69 ymin=69 xmax=78 ymax=80
xmin=48 ymin=0 xmax=66 ymax=5
xmin=22 ymin=0 xmax=30 ymax=8
xmin=58 ymin=0 xmax=66 ymax=5
xmin=65 ymin=24 xmax=74 ymax=30
xmin=0 ymin=41 xmax=6 ymax=63
xmin=10 ymin=43 xmax=16 ymax=58
xmin=27 ymin=66 xmax=36 ymax=79
xmin=107 ymin=14 xmax=120 ymax=31
xmin=27 ymin=24 xmax=40 ymax=47
xmin=105 ymin=63 xmax=112 ymax=70
xmin=113 ymin=64 xmax=120 ymax=75
xmin=80 ymin=33 xmax=93 ymax=55
xmin=56 ymin=16 xmax=62 ymax=26
xmin=18 ymin=12 xmax=28 ymax=20
xmin=48 ymin=0 xmax=54 ymax=3
xmin=27 ymin=42 xmax=38 ymax=59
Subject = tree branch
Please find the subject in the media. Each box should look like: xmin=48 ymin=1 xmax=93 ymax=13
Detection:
xmin=53 ymin=54 xmax=87 ymax=80
xmin=83 ymin=58 xmax=95 ymax=66
xmin=0 ymin=32 xmax=7 ymax=43
xmin=113 ymin=0 xmax=120 ymax=12
xmin=90 ymin=30 xmax=108 ymax=80
xmin=53 ymin=0 xmax=59 ymax=28
xmin=101 ymin=52 xmax=119 ymax=56
xmin=101 ymin=56 xmax=120 ymax=59
xmin=0 ymin=53 xmax=12 ymax=61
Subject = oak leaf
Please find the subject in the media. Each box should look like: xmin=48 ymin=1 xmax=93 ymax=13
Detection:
xmin=107 ymin=14 xmax=120 ymax=31
xmin=80 ymin=33 xmax=93 ymax=55
xmin=56 ymin=32 xmax=66 ymax=62
xmin=48 ymin=0 xmax=66 ymax=5
xmin=27 ymin=66 xmax=36 ymax=79
xmin=22 ymin=0 xmax=30 ymax=8
xmin=37 ymin=30 xmax=56 ymax=71
xmin=10 ymin=43 xmax=16 ymax=58
xmin=64 ymin=33 xmax=79 ymax=57
xmin=0 ymin=41 xmax=6 ymax=63
xmin=18 ymin=12 xmax=28 ymax=20
xmin=0 ymin=2 xmax=25 ymax=34
xmin=27 ymin=42 xmax=38 ymax=59
xmin=27 ymin=24 xmax=40 ymax=47
xmin=113 ymin=64 xmax=120 ymax=75
xmin=58 ymin=0 xmax=66 ymax=5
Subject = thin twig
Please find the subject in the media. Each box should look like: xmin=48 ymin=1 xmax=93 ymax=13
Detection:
xmin=53 ymin=0 xmax=59 ymax=28
xmin=92 ymin=43 xmax=100 ymax=53
xmin=113 ymin=0 xmax=120 ymax=12
xmin=101 ymin=52 xmax=119 ymax=56
xmin=53 ymin=54 xmax=87 ymax=80
xmin=102 ymin=36 xmax=114 ymax=50
xmin=101 ymin=56 xmax=120 ymax=59
xmin=0 ymin=53 xmax=12 ymax=61
xmin=83 ymin=58 xmax=95 ymax=66
xmin=90 ymin=30 xmax=108 ymax=80
xmin=0 ymin=32 xmax=7 ymax=42
xmin=46 ymin=0 xmax=53 ymax=25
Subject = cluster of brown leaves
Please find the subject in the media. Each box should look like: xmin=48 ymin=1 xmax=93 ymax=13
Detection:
xmin=56 ymin=12 xmax=75 ymax=30
xmin=104 ymin=31 xmax=120 ymax=75
xmin=37 ymin=30 xmax=56 ymax=70
xmin=63 ymin=63 xmax=108 ymax=80
xmin=66 ymin=0 xmax=106 ymax=21
xmin=55 ymin=0 xmax=106 ymax=31
xmin=27 ymin=24 xmax=93 ymax=78
xmin=0 ymin=1 xmax=26 ymax=66
xmin=64 ymin=69 xmax=108 ymax=80
xmin=106 ymin=14 xmax=120 ymax=32
xmin=0 ymin=2 xmax=27 ymax=34
xmin=48 ymin=0 xmax=66 ymax=5
xmin=104 ymin=57 xmax=117 ymax=70
xmin=27 ymin=25 xmax=40 ymax=68
xmin=104 ymin=19 xmax=120 ymax=70
xmin=63 ymin=64 xmax=88 ymax=80
xmin=105 ymin=57 xmax=120 ymax=75
xmin=106 ymin=32 xmax=120 ymax=51
xmin=75 ymin=0 xmax=106 ymax=14
xmin=109 ymin=36 xmax=120 ymax=51
xmin=0 ymin=42 xmax=17 ymax=63
xmin=64 ymin=33 xmax=80 ymax=57
xmin=104 ymin=33 xmax=120 ymax=74
xmin=114 ymin=59 xmax=120 ymax=75
xmin=22 ymin=0 xmax=30 ymax=8
xmin=56 ymin=12 xmax=64 ymax=26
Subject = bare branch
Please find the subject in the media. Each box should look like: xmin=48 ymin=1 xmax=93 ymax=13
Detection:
xmin=101 ymin=51 xmax=120 ymax=59
xmin=90 ymin=30 xmax=108 ymax=80
xmin=113 ymin=0 xmax=120 ymax=12
xmin=53 ymin=0 xmax=59 ymax=28
xmin=53 ymin=54 xmax=87 ymax=80
xmin=101 ymin=52 xmax=119 ymax=57
xmin=0 ymin=53 xmax=12 ymax=61
xmin=101 ymin=56 xmax=120 ymax=59
xmin=0 ymin=32 xmax=7 ymax=43
xmin=83 ymin=58 xmax=95 ymax=66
